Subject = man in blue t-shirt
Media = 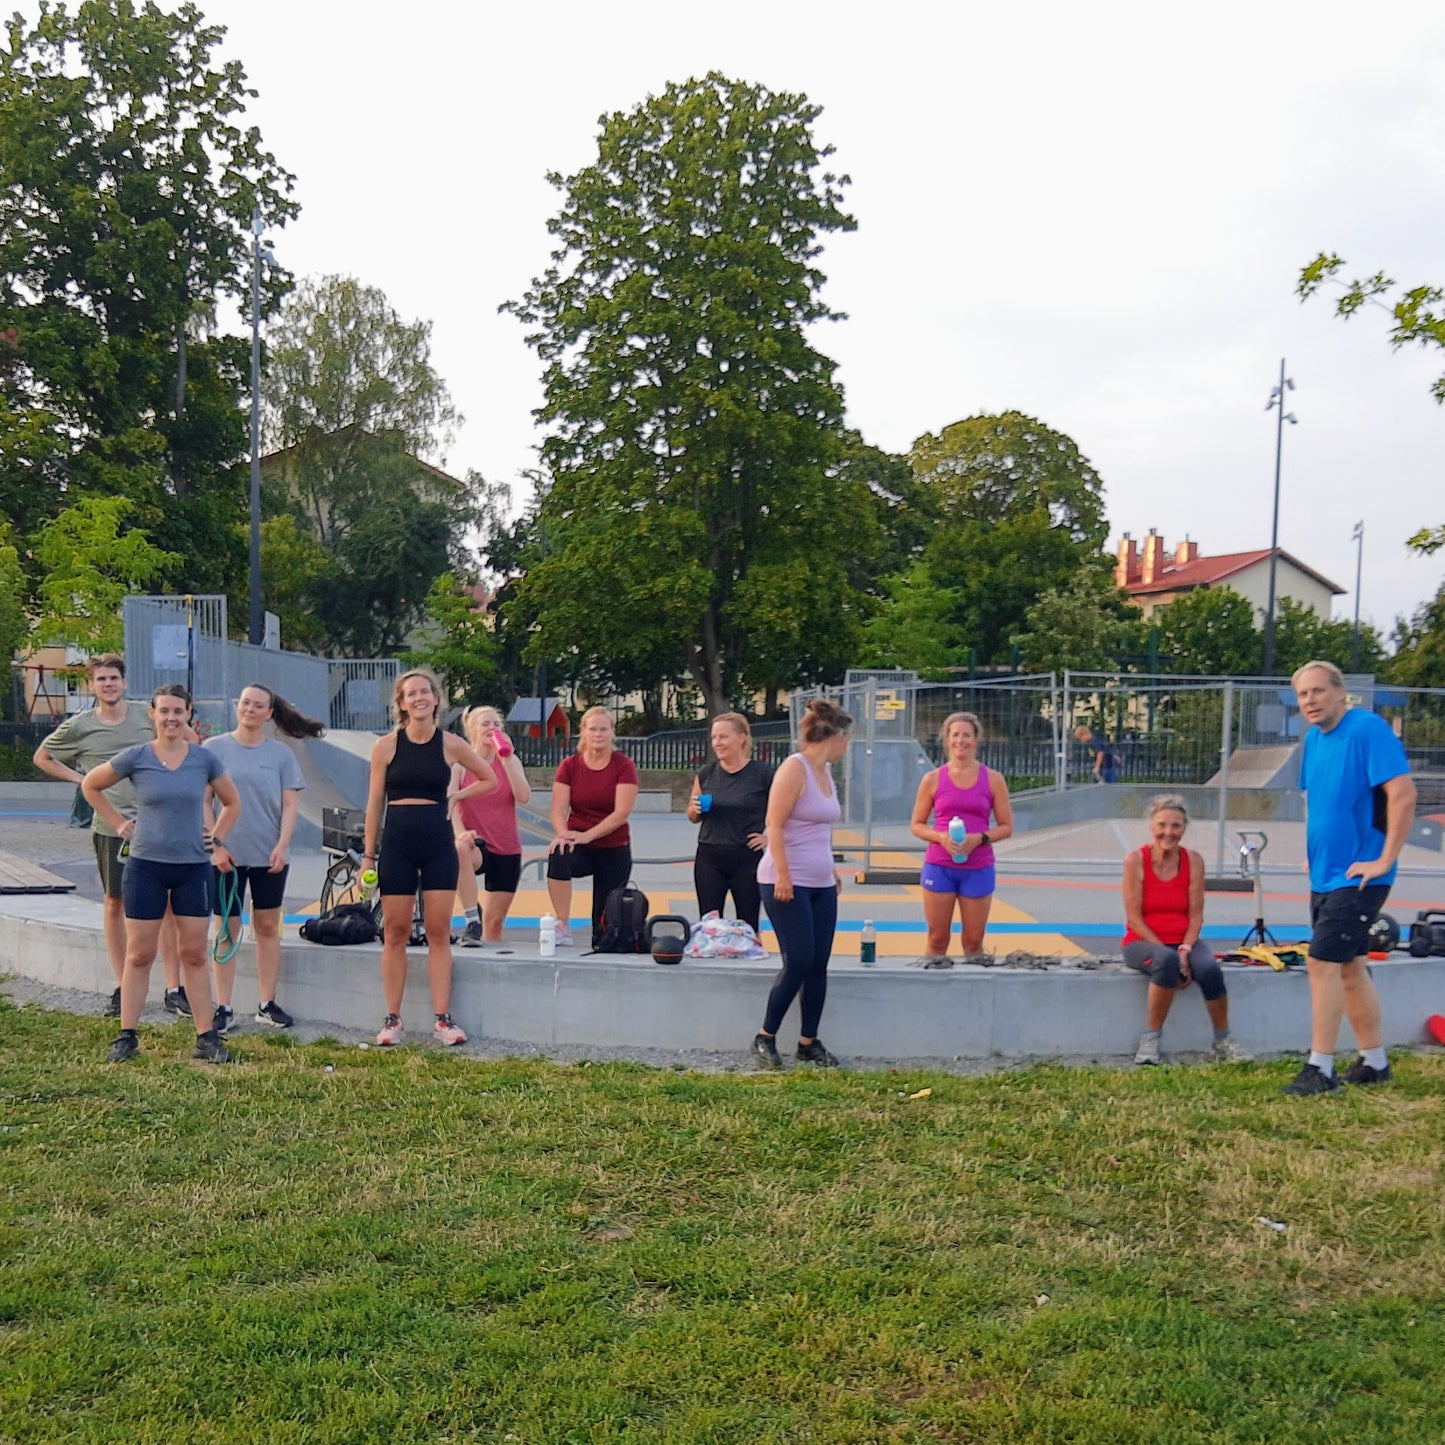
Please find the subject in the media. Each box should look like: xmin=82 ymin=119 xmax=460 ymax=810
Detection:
xmin=1283 ymin=661 xmax=1416 ymax=1096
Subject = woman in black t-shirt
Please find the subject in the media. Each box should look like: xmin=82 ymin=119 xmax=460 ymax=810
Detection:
xmin=687 ymin=712 xmax=774 ymax=931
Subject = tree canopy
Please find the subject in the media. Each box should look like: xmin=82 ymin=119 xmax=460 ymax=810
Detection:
xmin=0 ymin=0 xmax=296 ymax=594
xmin=260 ymin=276 xmax=475 ymax=656
xmin=504 ymin=73 xmax=880 ymax=716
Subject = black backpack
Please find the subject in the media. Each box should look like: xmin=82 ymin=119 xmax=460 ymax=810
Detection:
xmin=300 ymin=901 xmax=380 ymax=946
xmin=592 ymin=881 xmax=650 ymax=953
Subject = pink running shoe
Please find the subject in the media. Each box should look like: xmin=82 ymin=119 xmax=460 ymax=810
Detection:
xmin=376 ymin=1014 xmax=404 ymax=1047
xmin=433 ymin=1013 xmax=467 ymax=1047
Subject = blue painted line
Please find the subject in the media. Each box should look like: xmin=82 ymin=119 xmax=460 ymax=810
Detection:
xmin=278 ymin=913 xmax=1310 ymax=942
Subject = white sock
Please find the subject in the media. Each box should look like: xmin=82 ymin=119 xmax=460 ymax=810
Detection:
xmin=1362 ymin=1046 xmax=1389 ymax=1071
xmin=1308 ymin=1051 xmax=1334 ymax=1077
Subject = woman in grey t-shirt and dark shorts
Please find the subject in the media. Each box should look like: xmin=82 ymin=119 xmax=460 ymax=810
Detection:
xmin=83 ymin=685 xmax=241 ymax=1064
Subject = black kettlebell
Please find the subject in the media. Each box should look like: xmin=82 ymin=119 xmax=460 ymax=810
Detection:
xmin=648 ymin=914 xmax=691 ymax=965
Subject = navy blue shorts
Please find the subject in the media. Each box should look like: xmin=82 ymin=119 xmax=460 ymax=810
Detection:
xmin=122 ymin=857 xmax=211 ymax=920
xmin=213 ymin=864 xmax=289 ymax=918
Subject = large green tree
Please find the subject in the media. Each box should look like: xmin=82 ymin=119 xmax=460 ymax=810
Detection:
xmin=1015 ymin=568 xmax=1139 ymax=675
xmin=504 ymin=73 xmax=880 ymax=716
xmin=33 ymin=495 xmax=178 ymax=652
xmin=261 ymin=275 xmax=475 ymax=655
xmin=1149 ymin=588 xmax=1262 ymax=676
xmin=0 ymin=0 xmax=296 ymax=589
xmin=1389 ymin=582 xmax=1445 ymax=688
xmin=862 ymin=413 xmax=1109 ymax=671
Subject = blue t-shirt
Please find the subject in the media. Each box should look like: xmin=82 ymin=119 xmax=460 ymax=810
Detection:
xmin=1298 ymin=708 xmax=1411 ymax=892
xmin=109 ymin=743 xmax=226 ymax=864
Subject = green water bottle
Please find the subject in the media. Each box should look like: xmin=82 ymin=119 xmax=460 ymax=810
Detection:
xmin=860 ymin=919 xmax=877 ymax=966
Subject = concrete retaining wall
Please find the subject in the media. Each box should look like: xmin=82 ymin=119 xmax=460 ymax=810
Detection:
xmin=5 ymin=893 xmax=1443 ymax=1063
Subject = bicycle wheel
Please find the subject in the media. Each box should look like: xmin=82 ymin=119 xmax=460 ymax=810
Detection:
xmin=319 ymin=854 xmax=363 ymax=915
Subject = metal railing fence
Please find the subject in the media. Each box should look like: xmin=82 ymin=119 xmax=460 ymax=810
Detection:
xmin=121 ymin=596 xmax=399 ymax=734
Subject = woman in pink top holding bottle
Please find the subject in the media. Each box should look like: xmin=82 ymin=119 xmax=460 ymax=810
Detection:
xmin=751 ymin=698 xmax=853 ymax=1071
xmin=451 ymin=705 xmax=532 ymax=945
xmin=910 ymin=711 xmax=1014 ymax=963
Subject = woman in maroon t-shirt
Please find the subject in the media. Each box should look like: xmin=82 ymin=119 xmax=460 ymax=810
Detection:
xmin=547 ymin=706 xmax=639 ymax=948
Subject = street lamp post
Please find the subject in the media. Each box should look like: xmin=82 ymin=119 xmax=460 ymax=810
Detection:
xmin=248 ymin=209 xmax=264 ymax=646
xmin=1351 ymin=520 xmax=1364 ymax=671
xmin=1262 ymin=358 xmax=1297 ymax=679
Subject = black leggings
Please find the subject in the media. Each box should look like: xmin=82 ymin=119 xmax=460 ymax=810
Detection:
xmin=547 ymin=842 xmax=633 ymax=947
xmin=694 ymin=843 xmax=763 ymax=932
xmin=378 ymin=803 xmax=459 ymax=897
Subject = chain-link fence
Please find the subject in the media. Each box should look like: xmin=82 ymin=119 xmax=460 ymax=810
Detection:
xmin=789 ymin=670 xmax=1445 ymax=880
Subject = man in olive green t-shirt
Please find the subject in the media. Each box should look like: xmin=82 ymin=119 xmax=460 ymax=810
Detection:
xmin=34 ymin=655 xmax=156 ymax=1013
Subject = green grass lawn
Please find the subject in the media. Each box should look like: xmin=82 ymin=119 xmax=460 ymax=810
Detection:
xmin=1 ymin=998 xmax=1442 ymax=1444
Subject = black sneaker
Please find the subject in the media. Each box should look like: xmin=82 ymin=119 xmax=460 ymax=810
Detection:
xmin=163 ymin=986 xmax=192 ymax=1017
xmin=1342 ymin=1058 xmax=1393 ymax=1086
xmin=796 ymin=1038 xmax=841 ymax=1068
xmin=255 ymin=1000 xmax=294 ymax=1029
xmin=193 ymin=1032 xmax=234 ymax=1064
xmin=104 ymin=986 xmax=122 ymax=1018
xmin=213 ymin=1004 xmax=234 ymax=1035
xmin=107 ymin=1032 xmax=139 ymax=1063
xmin=1281 ymin=1063 xmax=1340 ymax=1096
xmin=751 ymin=1032 xmax=783 ymax=1070
xmin=460 ymin=921 xmax=484 ymax=948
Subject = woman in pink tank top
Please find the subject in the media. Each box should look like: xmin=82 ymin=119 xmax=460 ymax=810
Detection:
xmin=909 ymin=711 xmax=1014 ymax=962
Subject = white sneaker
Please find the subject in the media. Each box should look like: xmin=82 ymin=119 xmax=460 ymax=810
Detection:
xmin=553 ymin=924 xmax=574 ymax=949
xmin=1134 ymin=1030 xmax=1161 ymax=1066
xmin=1212 ymin=1036 xmax=1252 ymax=1063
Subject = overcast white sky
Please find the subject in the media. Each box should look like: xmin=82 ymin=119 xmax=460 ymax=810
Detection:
xmin=192 ymin=0 xmax=1444 ymax=635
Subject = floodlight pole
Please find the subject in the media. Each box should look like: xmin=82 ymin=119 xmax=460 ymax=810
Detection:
xmin=1262 ymin=359 xmax=1296 ymax=679
xmin=1351 ymin=520 xmax=1364 ymax=671
xmin=248 ymin=209 xmax=264 ymax=647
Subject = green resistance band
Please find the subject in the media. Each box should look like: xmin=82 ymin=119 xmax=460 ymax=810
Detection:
xmin=212 ymin=868 xmax=244 ymax=966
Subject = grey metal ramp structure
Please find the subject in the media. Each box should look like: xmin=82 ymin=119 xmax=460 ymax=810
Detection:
xmin=1207 ymin=745 xmax=1300 ymax=789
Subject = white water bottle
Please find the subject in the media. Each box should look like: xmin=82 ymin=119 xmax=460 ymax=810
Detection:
xmin=540 ymin=912 xmax=557 ymax=957
xmin=948 ymin=815 xmax=967 ymax=863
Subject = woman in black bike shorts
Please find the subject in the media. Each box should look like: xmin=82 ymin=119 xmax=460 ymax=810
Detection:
xmin=363 ymin=668 xmax=496 ymax=1048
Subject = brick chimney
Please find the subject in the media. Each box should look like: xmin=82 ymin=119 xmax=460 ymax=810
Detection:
xmin=1174 ymin=537 xmax=1198 ymax=565
xmin=1115 ymin=532 xmax=1140 ymax=587
xmin=1141 ymin=528 xmax=1164 ymax=585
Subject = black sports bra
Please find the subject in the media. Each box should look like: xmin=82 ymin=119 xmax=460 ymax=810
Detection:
xmin=385 ymin=727 xmax=450 ymax=803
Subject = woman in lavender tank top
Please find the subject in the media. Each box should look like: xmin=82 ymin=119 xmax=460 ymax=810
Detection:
xmin=909 ymin=711 xmax=1014 ymax=962
xmin=751 ymin=699 xmax=853 ymax=1070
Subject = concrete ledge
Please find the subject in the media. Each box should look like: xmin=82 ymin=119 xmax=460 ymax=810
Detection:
xmin=6 ymin=893 xmax=1445 ymax=1062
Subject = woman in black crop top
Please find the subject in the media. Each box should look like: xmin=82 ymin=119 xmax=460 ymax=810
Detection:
xmin=364 ymin=668 xmax=497 ymax=1048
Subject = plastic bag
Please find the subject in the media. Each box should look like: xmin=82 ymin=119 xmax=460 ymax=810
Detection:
xmin=683 ymin=911 xmax=769 ymax=960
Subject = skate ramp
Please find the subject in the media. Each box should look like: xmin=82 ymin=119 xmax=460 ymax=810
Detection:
xmin=1207 ymin=745 xmax=1299 ymax=789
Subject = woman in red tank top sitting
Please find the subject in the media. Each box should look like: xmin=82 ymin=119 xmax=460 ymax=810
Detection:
xmin=909 ymin=711 xmax=1014 ymax=963
xmin=1122 ymin=794 xmax=1245 ymax=1066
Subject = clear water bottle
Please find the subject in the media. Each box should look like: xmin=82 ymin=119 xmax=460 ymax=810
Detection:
xmin=948 ymin=815 xmax=967 ymax=863
xmin=860 ymin=919 xmax=877 ymax=966
xmin=540 ymin=912 xmax=557 ymax=957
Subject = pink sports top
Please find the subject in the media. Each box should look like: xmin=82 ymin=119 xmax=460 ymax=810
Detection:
xmin=457 ymin=754 xmax=521 ymax=855
xmin=924 ymin=764 xmax=996 ymax=870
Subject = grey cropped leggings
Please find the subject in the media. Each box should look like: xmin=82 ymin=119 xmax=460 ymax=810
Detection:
xmin=1122 ymin=940 xmax=1226 ymax=1001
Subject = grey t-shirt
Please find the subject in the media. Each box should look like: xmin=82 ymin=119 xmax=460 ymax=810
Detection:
xmin=202 ymin=734 xmax=305 ymax=868
xmin=41 ymin=705 xmax=155 ymax=837
xmin=108 ymin=743 xmax=225 ymax=864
